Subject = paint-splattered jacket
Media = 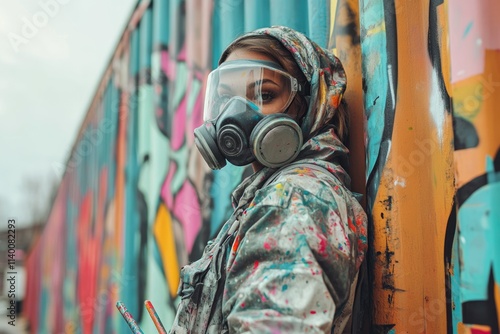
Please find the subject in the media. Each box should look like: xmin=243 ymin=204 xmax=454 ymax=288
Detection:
xmin=171 ymin=129 xmax=367 ymax=334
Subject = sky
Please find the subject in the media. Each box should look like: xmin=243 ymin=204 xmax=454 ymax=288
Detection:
xmin=0 ymin=0 xmax=138 ymax=229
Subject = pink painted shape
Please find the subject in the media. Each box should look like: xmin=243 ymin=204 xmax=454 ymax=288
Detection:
xmin=177 ymin=43 xmax=187 ymax=62
xmin=184 ymin=88 xmax=204 ymax=146
xmin=161 ymin=163 xmax=177 ymax=208
xmin=190 ymin=90 xmax=204 ymax=132
xmin=160 ymin=50 xmax=175 ymax=79
xmin=449 ymin=0 xmax=500 ymax=82
xmin=172 ymin=181 xmax=202 ymax=253
xmin=76 ymin=194 xmax=95 ymax=334
xmin=171 ymin=96 xmax=187 ymax=150
xmin=470 ymin=327 xmax=491 ymax=334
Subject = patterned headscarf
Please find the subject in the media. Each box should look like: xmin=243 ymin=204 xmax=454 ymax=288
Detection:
xmin=219 ymin=25 xmax=347 ymax=139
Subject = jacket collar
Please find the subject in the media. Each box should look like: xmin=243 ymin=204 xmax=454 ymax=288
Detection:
xmin=231 ymin=128 xmax=350 ymax=209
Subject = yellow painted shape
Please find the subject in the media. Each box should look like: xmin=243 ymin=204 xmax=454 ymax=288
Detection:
xmin=452 ymin=75 xmax=486 ymax=120
xmin=457 ymin=322 xmax=472 ymax=334
xmin=366 ymin=21 xmax=385 ymax=37
xmin=496 ymin=283 xmax=500 ymax=331
xmin=330 ymin=0 xmax=338 ymax=40
xmin=153 ymin=203 xmax=180 ymax=298
xmin=453 ymin=50 xmax=500 ymax=188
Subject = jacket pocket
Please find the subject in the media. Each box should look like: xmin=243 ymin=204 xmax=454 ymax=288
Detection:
xmin=171 ymin=233 xmax=235 ymax=333
xmin=178 ymin=253 xmax=212 ymax=300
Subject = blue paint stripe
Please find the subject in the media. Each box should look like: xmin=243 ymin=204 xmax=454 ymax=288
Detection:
xmin=130 ymin=28 xmax=140 ymax=77
xmin=139 ymin=7 xmax=153 ymax=69
xmin=152 ymin=0 xmax=169 ymax=47
xmin=458 ymin=181 xmax=500 ymax=302
xmin=106 ymin=78 xmax=119 ymax=203
xmin=122 ymin=69 xmax=140 ymax=331
xmin=359 ymin=0 xmax=389 ymax=179
xmin=244 ymin=0 xmax=270 ymax=32
xmin=168 ymin=0 xmax=184 ymax=57
xmin=218 ymin=0 xmax=245 ymax=56
xmin=270 ymin=0 xmax=308 ymax=35
xmin=307 ymin=0 xmax=328 ymax=47
xmin=462 ymin=21 xmax=473 ymax=38
xmin=210 ymin=165 xmax=246 ymax=236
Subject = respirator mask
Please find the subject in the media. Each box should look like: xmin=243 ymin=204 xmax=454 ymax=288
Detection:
xmin=194 ymin=59 xmax=308 ymax=170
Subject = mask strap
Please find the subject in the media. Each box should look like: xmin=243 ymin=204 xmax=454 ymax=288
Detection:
xmin=298 ymin=82 xmax=311 ymax=96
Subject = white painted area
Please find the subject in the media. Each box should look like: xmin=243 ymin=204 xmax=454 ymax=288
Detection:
xmin=393 ymin=177 xmax=406 ymax=188
xmin=429 ymin=68 xmax=446 ymax=143
xmin=387 ymin=64 xmax=396 ymax=110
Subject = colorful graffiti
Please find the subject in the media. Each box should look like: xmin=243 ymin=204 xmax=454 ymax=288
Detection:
xmin=449 ymin=0 xmax=500 ymax=333
xmin=23 ymin=0 xmax=499 ymax=333
xmin=352 ymin=0 xmax=500 ymax=332
xmin=358 ymin=0 xmax=455 ymax=331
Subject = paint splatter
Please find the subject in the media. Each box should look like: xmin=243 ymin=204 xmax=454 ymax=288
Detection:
xmin=463 ymin=21 xmax=473 ymax=38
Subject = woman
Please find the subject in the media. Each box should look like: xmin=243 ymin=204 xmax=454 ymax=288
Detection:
xmin=171 ymin=26 xmax=367 ymax=334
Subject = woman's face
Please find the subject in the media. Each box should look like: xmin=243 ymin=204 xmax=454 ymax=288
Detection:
xmin=224 ymin=49 xmax=304 ymax=172
xmin=224 ymin=49 xmax=300 ymax=116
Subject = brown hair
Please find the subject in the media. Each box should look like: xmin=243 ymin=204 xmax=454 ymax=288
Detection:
xmin=221 ymin=35 xmax=348 ymax=143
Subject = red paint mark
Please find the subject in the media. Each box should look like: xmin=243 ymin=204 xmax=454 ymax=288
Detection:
xmin=470 ymin=327 xmax=491 ymax=334
xmin=232 ymin=235 xmax=241 ymax=252
xmin=240 ymin=302 xmax=246 ymax=308
xmin=253 ymin=261 xmax=259 ymax=271
xmin=348 ymin=217 xmax=356 ymax=233
xmin=318 ymin=236 xmax=327 ymax=254
xmin=310 ymin=310 xmax=316 ymax=315
xmin=263 ymin=237 xmax=277 ymax=251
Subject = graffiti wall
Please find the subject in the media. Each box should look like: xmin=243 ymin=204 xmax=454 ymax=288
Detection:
xmin=23 ymin=0 xmax=499 ymax=333
xmin=449 ymin=0 xmax=500 ymax=333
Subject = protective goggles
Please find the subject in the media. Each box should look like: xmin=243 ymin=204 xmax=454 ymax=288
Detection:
xmin=203 ymin=60 xmax=308 ymax=122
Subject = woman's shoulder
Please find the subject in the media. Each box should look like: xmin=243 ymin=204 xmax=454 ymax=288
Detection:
xmin=252 ymin=163 xmax=354 ymax=211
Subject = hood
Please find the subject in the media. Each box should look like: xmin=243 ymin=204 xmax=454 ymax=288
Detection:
xmin=220 ymin=25 xmax=347 ymax=140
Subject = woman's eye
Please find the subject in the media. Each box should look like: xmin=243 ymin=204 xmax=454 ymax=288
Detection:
xmin=257 ymin=91 xmax=275 ymax=103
